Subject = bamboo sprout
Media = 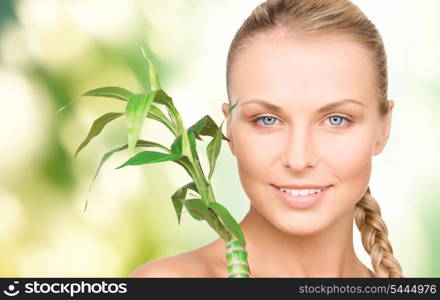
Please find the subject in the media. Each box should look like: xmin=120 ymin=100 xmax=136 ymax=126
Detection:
xmin=63 ymin=48 xmax=250 ymax=278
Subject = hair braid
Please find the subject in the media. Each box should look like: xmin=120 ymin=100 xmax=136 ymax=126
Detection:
xmin=354 ymin=187 xmax=404 ymax=277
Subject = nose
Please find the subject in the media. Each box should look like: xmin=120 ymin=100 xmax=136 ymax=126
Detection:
xmin=282 ymin=124 xmax=318 ymax=171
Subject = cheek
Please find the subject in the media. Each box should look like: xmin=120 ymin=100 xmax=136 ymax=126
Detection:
xmin=321 ymin=127 xmax=374 ymax=178
xmin=319 ymin=126 xmax=376 ymax=207
xmin=231 ymin=127 xmax=283 ymax=190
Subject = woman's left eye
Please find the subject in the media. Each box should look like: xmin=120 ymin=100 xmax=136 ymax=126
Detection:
xmin=324 ymin=114 xmax=352 ymax=127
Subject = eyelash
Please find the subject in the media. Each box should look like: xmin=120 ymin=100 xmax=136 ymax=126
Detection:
xmin=251 ymin=112 xmax=354 ymax=129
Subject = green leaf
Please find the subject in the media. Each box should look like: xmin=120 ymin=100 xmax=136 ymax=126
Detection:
xmin=189 ymin=115 xmax=229 ymax=141
xmin=187 ymin=129 xmax=207 ymax=181
xmin=187 ymin=129 xmax=199 ymax=161
xmin=171 ymin=130 xmax=205 ymax=169
xmin=209 ymin=201 xmax=246 ymax=247
xmin=171 ymin=187 xmax=185 ymax=224
xmin=170 ymin=135 xmax=196 ymax=178
xmin=82 ymin=86 xmax=133 ymax=101
xmin=227 ymin=99 xmax=239 ymax=115
xmin=154 ymin=89 xmax=174 ymax=107
xmin=74 ymin=112 xmax=123 ymax=158
xmin=189 ymin=115 xmax=216 ymax=137
xmin=115 ymin=151 xmax=181 ymax=169
xmin=171 ymin=182 xmax=199 ymax=224
xmin=83 ymin=140 xmax=170 ymax=213
xmin=184 ymin=181 xmax=198 ymax=193
xmin=173 ymin=156 xmax=195 ymax=179
xmin=125 ymin=91 xmax=158 ymax=154
xmin=132 ymin=139 xmax=171 ymax=153
xmin=171 ymin=135 xmax=182 ymax=155
xmin=140 ymin=47 xmax=161 ymax=91
xmin=206 ymin=120 xmax=224 ymax=181
xmin=93 ymin=141 xmax=170 ymax=188
xmin=184 ymin=198 xmax=209 ymax=221
xmin=56 ymin=96 xmax=80 ymax=114
xmin=154 ymin=89 xmax=181 ymax=131
xmin=147 ymin=104 xmax=177 ymax=136
xmin=56 ymin=86 xmax=133 ymax=114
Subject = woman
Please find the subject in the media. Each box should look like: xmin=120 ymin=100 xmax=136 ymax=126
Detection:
xmin=130 ymin=0 xmax=403 ymax=278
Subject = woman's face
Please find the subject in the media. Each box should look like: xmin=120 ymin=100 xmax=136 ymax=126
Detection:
xmin=222 ymin=31 xmax=394 ymax=235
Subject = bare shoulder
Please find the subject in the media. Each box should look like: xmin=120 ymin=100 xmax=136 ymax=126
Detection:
xmin=129 ymin=252 xmax=214 ymax=278
xmin=129 ymin=239 xmax=227 ymax=278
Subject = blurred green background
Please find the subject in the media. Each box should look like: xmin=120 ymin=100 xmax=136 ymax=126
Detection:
xmin=0 ymin=0 xmax=438 ymax=277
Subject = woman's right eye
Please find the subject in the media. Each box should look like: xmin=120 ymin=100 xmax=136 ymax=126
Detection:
xmin=252 ymin=115 xmax=280 ymax=127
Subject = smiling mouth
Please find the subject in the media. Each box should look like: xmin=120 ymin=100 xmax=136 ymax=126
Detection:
xmin=271 ymin=184 xmax=331 ymax=196
xmin=271 ymin=184 xmax=332 ymax=208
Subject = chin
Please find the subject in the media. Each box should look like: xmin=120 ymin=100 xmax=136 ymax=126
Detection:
xmin=272 ymin=214 xmax=331 ymax=237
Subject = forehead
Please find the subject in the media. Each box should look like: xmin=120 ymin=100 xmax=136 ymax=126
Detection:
xmin=229 ymin=31 xmax=377 ymax=108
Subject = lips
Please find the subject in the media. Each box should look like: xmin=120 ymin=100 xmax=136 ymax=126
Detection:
xmin=271 ymin=184 xmax=331 ymax=208
xmin=272 ymin=184 xmax=331 ymax=190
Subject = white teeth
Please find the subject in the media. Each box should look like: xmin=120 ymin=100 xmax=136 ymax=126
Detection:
xmin=300 ymin=189 xmax=309 ymax=196
xmin=279 ymin=187 xmax=323 ymax=196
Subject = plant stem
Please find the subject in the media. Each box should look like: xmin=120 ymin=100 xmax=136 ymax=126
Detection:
xmin=205 ymin=185 xmax=251 ymax=278
xmin=225 ymin=238 xmax=250 ymax=278
xmin=173 ymin=110 xmax=251 ymax=278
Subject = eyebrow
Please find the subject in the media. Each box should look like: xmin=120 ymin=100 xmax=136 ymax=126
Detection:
xmin=240 ymin=98 xmax=366 ymax=114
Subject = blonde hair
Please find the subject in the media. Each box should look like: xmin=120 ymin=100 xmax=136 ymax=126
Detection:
xmin=226 ymin=0 xmax=403 ymax=277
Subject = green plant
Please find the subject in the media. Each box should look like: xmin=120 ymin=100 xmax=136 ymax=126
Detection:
xmin=59 ymin=48 xmax=250 ymax=278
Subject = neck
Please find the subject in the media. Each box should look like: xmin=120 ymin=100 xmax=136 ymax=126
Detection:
xmin=238 ymin=205 xmax=371 ymax=277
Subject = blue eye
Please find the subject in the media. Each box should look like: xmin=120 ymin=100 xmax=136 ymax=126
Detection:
xmin=325 ymin=115 xmax=350 ymax=126
xmin=255 ymin=115 xmax=278 ymax=126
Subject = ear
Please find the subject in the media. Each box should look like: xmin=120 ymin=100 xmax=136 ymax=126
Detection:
xmin=373 ymin=100 xmax=394 ymax=155
xmin=222 ymin=102 xmax=235 ymax=156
